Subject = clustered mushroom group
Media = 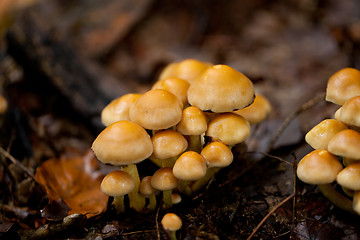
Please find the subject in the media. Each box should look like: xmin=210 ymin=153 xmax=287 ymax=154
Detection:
xmin=297 ymin=67 xmax=360 ymax=215
xmin=92 ymin=59 xmax=271 ymax=215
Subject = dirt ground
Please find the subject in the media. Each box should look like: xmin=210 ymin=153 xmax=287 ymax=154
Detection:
xmin=0 ymin=0 xmax=360 ymax=239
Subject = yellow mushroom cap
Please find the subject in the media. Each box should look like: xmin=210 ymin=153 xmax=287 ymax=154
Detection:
xmin=337 ymin=163 xmax=360 ymax=191
xmin=176 ymin=106 xmax=208 ymax=135
xmin=334 ymin=107 xmax=342 ymax=120
xmin=129 ymin=89 xmax=183 ymax=130
xmin=201 ymin=141 xmax=233 ymax=168
xmin=173 ymin=151 xmax=207 ymax=181
xmin=305 ymin=119 xmax=348 ymax=150
xmin=206 ymin=113 xmax=250 ymax=145
xmin=101 ymin=93 xmax=142 ymax=126
xmin=161 ymin=213 xmax=182 ymax=231
xmin=152 ymin=77 xmax=190 ymax=106
xmin=92 ymin=120 xmax=153 ymax=165
xmin=140 ymin=176 xmax=157 ymax=196
xmin=328 ymin=129 xmax=360 ymax=160
xmin=326 ymin=67 xmax=360 ymax=105
xmin=233 ymin=95 xmax=272 ymax=124
xmin=151 ymin=129 xmax=188 ymax=160
xmin=187 ymin=64 xmax=255 ymax=113
xmin=297 ymin=149 xmax=343 ymax=184
xmin=100 ymin=170 xmax=135 ymax=197
xmin=159 ymin=59 xmax=212 ymax=84
xmin=339 ymin=96 xmax=360 ymax=127
xmin=151 ymin=167 xmax=179 ymax=191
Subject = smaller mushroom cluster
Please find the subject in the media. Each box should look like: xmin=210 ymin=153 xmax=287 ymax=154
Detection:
xmin=92 ymin=59 xmax=272 ymax=213
xmin=297 ymin=67 xmax=360 ymax=214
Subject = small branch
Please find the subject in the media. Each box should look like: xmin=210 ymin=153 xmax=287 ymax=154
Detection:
xmin=246 ymin=193 xmax=295 ymax=240
xmin=0 ymin=146 xmax=35 ymax=179
xmin=155 ymin=204 xmax=161 ymax=240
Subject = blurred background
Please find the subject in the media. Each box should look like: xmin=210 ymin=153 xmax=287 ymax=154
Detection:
xmin=0 ymin=0 xmax=360 ymax=239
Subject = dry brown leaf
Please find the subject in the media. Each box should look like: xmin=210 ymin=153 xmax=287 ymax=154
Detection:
xmin=34 ymin=151 xmax=107 ymax=218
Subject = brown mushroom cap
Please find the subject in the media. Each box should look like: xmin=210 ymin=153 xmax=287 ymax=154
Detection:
xmin=297 ymin=149 xmax=343 ymax=184
xmin=159 ymin=59 xmax=212 ymax=84
xmin=201 ymin=141 xmax=233 ymax=168
xmin=328 ymin=129 xmax=360 ymax=160
xmin=139 ymin=176 xmax=157 ymax=196
xmin=100 ymin=170 xmax=135 ymax=197
xmin=233 ymin=94 xmax=272 ymax=124
xmin=187 ymin=64 xmax=255 ymax=113
xmin=206 ymin=113 xmax=250 ymax=145
xmin=176 ymin=106 xmax=208 ymax=135
xmin=152 ymin=77 xmax=190 ymax=106
xmin=92 ymin=120 xmax=153 ymax=165
xmin=326 ymin=67 xmax=360 ymax=105
xmin=339 ymin=96 xmax=360 ymax=127
xmin=337 ymin=163 xmax=360 ymax=190
xmin=151 ymin=129 xmax=188 ymax=160
xmin=101 ymin=93 xmax=142 ymax=126
xmin=151 ymin=167 xmax=179 ymax=191
xmin=129 ymin=89 xmax=183 ymax=130
xmin=305 ymin=119 xmax=348 ymax=150
xmin=172 ymin=151 xmax=207 ymax=181
xmin=161 ymin=213 xmax=182 ymax=231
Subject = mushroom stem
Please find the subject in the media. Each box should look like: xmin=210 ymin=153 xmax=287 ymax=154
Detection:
xmin=191 ymin=167 xmax=220 ymax=192
xmin=187 ymin=135 xmax=202 ymax=153
xmin=163 ymin=190 xmax=173 ymax=209
xmin=317 ymin=183 xmax=354 ymax=213
xmin=113 ymin=196 xmax=125 ymax=214
xmin=165 ymin=230 xmax=177 ymax=240
xmin=122 ymin=164 xmax=146 ymax=212
xmin=147 ymin=193 xmax=157 ymax=212
xmin=177 ymin=180 xmax=192 ymax=196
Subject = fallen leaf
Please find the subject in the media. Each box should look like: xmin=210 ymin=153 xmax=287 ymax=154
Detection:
xmin=34 ymin=151 xmax=107 ymax=218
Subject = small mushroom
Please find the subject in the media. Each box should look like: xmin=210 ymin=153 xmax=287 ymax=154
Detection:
xmin=338 ymin=96 xmax=360 ymax=127
xmin=233 ymin=94 xmax=272 ymax=124
xmin=325 ymin=67 xmax=360 ymax=105
xmin=172 ymin=151 xmax=207 ymax=195
xmin=161 ymin=213 xmax=182 ymax=240
xmin=101 ymin=93 xmax=142 ymax=126
xmin=92 ymin=120 xmax=153 ymax=212
xmin=328 ymin=129 xmax=360 ymax=160
xmin=129 ymin=89 xmax=183 ymax=130
xmin=100 ymin=170 xmax=135 ymax=214
xmin=187 ymin=64 xmax=255 ymax=113
xmin=336 ymin=163 xmax=360 ymax=191
xmin=152 ymin=77 xmax=190 ymax=106
xmin=151 ymin=167 xmax=179 ymax=209
xmin=305 ymin=119 xmax=348 ymax=150
xmin=150 ymin=129 xmax=188 ymax=167
xmin=297 ymin=149 xmax=352 ymax=212
xmin=139 ymin=176 xmax=157 ymax=212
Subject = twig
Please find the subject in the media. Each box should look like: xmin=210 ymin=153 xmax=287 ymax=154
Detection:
xmin=155 ymin=204 xmax=161 ymax=240
xmin=0 ymin=146 xmax=35 ymax=179
xmin=290 ymin=153 xmax=298 ymax=239
xmin=246 ymin=193 xmax=295 ymax=240
xmin=267 ymin=93 xmax=325 ymax=153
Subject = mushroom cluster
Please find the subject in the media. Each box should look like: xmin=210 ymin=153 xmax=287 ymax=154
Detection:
xmin=92 ymin=59 xmax=271 ymax=213
xmin=297 ymin=67 xmax=360 ymax=214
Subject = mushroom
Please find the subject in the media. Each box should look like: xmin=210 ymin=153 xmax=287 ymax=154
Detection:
xmin=305 ymin=119 xmax=348 ymax=150
xmin=328 ymin=129 xmax=360 ymax=160
xmin=150 ymin=129 xmax=188 ymax=167
xmin=191 ymin=141 xmax=234 ymax=192
xmin=139 ymin=176 xmax=157 ymax=212
xmin=152 ymin=77 xmax=190 ymax=106
xmin=325 ymin=67 xmax=360 ymax=105
xmin=101 ymin=93 xmax=142 ymax=126
xmin=151 ymin=167 xmax=179 ymax=209
xmin=172 ymin=151 xmax=207 ymax=195
xmin=353 ymin=191 xmax=360 ymax=215
xmin=159 ymin=58 xmax=212 ymax=84
xmin=161 ymin=213 xmax=182 ymax=240
xmin=187 ymin=64 xmax=255 ymax=113
xmin=176 ymin=106 xmax=208 ymax=152
xmin=129 ymin=89 xmax=183 ymax=130
xmin=100 ymin=170 xmax=135 ymax=214
xmin=233 ymin=94 xmax=272 ymax=124
xmin=336 ymin=163 xmax=360 ymax=191
xmin=338 ymin=96 xmax=360 ymax=128
xmin=92 ymin=120 xmax=153 ymax=212
xmin=297 ymin=149 xmax=352 ymax=212
xmin=206 ymin=113 xmax=251 ymax=146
